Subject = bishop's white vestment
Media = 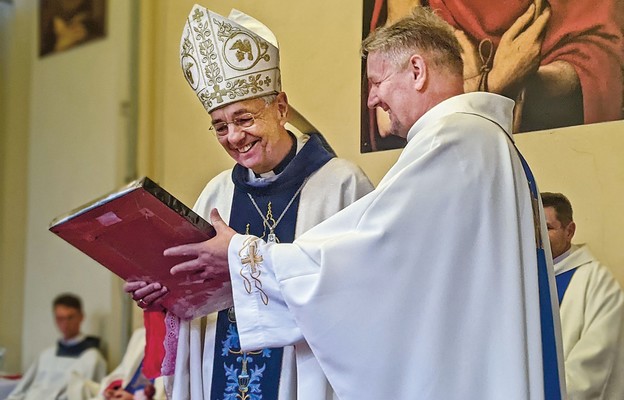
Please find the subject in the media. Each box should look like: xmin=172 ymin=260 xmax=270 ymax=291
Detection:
xmin=228 ymin=93 xmax=566 ymax=400
xmin=555 ymin=244 xmax=624 ymax=399
xmin=168 ymin=134 xmax=373 ymax=399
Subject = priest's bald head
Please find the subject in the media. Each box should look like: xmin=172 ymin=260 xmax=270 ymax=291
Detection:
xmin=362 ymin=7 xmax=464 ymax=138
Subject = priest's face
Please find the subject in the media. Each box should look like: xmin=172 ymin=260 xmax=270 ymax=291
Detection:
xmin=210 ymin=93 xmax=292 ymax=174
xmin=544 ymin=206 xmax=575 ymax=259
xmin=366 ymin=51 xmax=423 ymax=138
xmin=54 ymin=304 xmax=83 ymax=340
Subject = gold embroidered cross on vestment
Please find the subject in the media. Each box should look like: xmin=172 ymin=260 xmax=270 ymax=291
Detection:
xmin=239 ymin=237 xmax=269 ymax=305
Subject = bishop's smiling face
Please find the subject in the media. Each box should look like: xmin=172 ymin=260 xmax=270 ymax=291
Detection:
xmin=209 ymin=93 xmax=292 ymax=174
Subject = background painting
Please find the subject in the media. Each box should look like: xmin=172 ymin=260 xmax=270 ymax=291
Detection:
xmin=361 ymin=0 xmax=624 ymax=152
xmin=39 ymin=0 xmax=106 ymax=57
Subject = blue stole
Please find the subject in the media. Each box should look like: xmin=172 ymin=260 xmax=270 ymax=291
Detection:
xmin=555 ymin=268 xmax=578 ymax=306
xmin=515 ymin=151 xmax=563 ymax=400
xmin=210 ymin=133 xmax=335 ymax=400
xmin=465 ymin=112 xmax=563 ymax=399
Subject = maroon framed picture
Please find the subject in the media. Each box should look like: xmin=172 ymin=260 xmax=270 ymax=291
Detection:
xmin=361 ymin=0 xmax=623 ymax=153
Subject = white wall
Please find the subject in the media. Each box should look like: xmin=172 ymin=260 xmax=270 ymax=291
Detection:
xmin=516 ymin=122 xmax=624 ymax=285
xmin=20 ymin=0 xmax=134 ymax=368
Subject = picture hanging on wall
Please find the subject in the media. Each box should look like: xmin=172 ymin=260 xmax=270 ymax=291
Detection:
xmin=360 ymin=0 xmax=624 ymax=153
xmin=39 ymin=0 xmax=107 ymax=57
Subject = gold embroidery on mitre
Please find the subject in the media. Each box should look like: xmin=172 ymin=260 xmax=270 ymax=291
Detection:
xmin=179 ymin=5 xmax=281 ymax=113
xmin=214 ymin=19 xmax=271 ymax=71
xmin=238 ymin=237 xmax=269 ymax=305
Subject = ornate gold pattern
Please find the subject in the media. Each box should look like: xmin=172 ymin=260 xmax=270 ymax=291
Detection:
xmin=238 ymin=237 xmax=269 ymax=305
xmin=532 ymin=196 xmax=543 ymax=248
xmin=214 ymin=19 xmax=271 ymax=70
xmin=198 ymin=74 xmax=273 ymax=111
xmin=180 ymin=5 xmax=281 ymax=113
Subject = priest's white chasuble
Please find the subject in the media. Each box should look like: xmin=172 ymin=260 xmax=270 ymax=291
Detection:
xmin=228 ymin=93 xmax=566 ymax=400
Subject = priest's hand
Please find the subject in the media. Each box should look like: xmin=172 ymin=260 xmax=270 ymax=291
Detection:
xmin=123 ymin=280 xmax=168 ymax=311
xmin=166 ymin=208 xmax=236 ymax=279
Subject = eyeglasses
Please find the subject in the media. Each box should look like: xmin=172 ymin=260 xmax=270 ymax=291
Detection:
xmin=209 ymin=103 xmax=269 ymax=137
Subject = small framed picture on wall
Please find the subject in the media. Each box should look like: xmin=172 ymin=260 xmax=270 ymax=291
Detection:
xmin=39 ymin=0 xmax=107 ymax=57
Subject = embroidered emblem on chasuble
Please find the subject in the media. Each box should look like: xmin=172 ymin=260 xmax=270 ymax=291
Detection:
xmin=211 ymin=173 xmax=305 ymax=400
xmin=213 ymin=307 xmax=283 ymax=400
xmin=239 ymin=238 xmax=268 ymax=305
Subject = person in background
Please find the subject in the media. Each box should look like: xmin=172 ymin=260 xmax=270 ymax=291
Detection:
xmin=542 ymin=192 xmax=624 ymax=399
xmin=7 ymin=293 xmax=106 ymax=400
xmin=125 ymin=5 xmax=373 ymax=400
xmin=67 ymin=327 xmax=165 ymax=400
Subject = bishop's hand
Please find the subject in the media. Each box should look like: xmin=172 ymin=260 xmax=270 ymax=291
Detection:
xmin=123 ymin=280 xmax=168 ymax=311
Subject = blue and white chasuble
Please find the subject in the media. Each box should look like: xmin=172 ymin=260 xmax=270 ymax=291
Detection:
xmin=210 ymin=133 xmax=334 ymax=400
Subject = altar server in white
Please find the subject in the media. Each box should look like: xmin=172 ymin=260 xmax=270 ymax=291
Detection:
xmin=125 ymin=5 xmax=373 ymax=400
xmin=7 ymin=294 xmax=106 ymax=400
xmin=542 ymin=192 xmax=624 ymax=400
xmin=161 ymin=6 xmax=566 ymax=400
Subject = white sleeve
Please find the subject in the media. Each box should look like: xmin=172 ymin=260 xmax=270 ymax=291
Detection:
xmin=563 ymin=264 xmax=624 ymax=398
xmin=227 ymin=234 xmax=303 ymax=351
xmin=6 ymin=357 xmax=39 ymax=400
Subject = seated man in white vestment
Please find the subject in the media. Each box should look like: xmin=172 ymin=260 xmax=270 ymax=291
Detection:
xmin=67 ymin=328 xmax=165 ymax=400
xmin=124 ymin=5 xmax=373 ymax=400
xmin=142 ymin=6 xmax=567 ymax=400
xmin=7 ymin=293 xmax=107 ymax=400
xmin=541 ymin=192 xmax=624 ymax=400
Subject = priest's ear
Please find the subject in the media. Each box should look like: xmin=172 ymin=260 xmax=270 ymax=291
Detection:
xmin=408 ymin=54 xmax=427 ymax=91
xmin=564 ymin=220 xmax=576 ymax=242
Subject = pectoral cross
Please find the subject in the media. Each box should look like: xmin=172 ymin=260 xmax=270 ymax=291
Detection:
xmin=267 ymin=232 xmax=278 ymax=243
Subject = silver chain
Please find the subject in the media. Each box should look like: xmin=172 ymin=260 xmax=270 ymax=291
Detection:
xmin=246 ymin=176 xmax=310 ymax=242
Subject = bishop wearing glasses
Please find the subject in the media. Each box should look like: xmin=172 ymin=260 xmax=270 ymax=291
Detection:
xmin=125 ymin=5 xmax=372 ymax=400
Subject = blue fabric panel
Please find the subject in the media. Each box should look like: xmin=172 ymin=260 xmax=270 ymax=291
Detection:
xmin=517 ymin=151 xmax=563 ymax=400
xmin=555 ymin=268 xmax=578 ymax=306
xmin=210 ymin=133 xmax=334 ymax=400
